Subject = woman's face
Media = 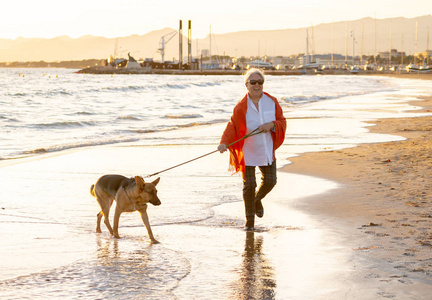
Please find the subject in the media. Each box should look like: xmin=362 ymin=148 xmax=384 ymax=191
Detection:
xmin=245 ymin=73 xmax=264 ymax=100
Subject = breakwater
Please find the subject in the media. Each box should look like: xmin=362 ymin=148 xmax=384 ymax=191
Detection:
xmin=76 ymin=66 xmax=432 ymax=77
xmin=76 ymin=66 xmax=305 ymax=75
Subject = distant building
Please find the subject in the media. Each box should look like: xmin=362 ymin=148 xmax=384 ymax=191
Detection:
xmin=273 ymin=56 xmax=298 ymax=69
xmin=201 ymin=49 xmax=210 ymax=58
xmin=299 ymin=54 xmax=348 ymax=66
xmin=378 ymin=49 xmax=406 ymax=60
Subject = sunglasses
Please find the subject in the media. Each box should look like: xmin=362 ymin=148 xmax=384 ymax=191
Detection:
xmin=248 ymin=80 xmax=264 ymax=85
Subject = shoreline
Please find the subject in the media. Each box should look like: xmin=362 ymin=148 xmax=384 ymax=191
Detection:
xmin=283 ymin=97 xmax=432 ymax=286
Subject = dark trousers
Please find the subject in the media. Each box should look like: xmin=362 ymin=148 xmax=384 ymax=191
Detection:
xmin=242 ymin=161 xmax=277 ymax=220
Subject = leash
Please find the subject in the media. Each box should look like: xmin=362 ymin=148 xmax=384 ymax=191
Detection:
xmin=144 ymin=128 xmax=263 ymax=178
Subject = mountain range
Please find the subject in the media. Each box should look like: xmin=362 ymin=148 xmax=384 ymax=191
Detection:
xmin=0 ymin=15 xmax=431 ymax=62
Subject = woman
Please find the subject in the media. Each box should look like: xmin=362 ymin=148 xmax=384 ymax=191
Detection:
xmin=218 ymin=68 xmax=286 ymax=230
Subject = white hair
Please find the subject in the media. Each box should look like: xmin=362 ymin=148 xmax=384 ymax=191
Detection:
xmin=244 ymin=68 xmax=265 ymax=84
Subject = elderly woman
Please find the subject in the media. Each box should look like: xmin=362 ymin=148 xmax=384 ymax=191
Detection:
xmin=218 ymin=68 xmax=286 ymax=230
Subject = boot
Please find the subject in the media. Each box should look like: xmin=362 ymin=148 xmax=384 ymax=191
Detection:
xmin=255 ymin=199 xmax=264 ymax=218
xmin=244 ymin=218 xmax=255 ymax=231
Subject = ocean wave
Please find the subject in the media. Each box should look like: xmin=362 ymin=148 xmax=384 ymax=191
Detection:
xmin=117 ymin=115 xmax=142 ymax=121
xmin=164 ymin=114 xmax=203 ymax=119
xmin=157 ymin=81 xmax=222 ymax=90
xmin=129 ymin=129 xmax=157 ymax=134
xmin=50 ymin=90 xmax=73 ymax=96
xmin=128 ymin=118 xmax=228 ymax=133
xmin=89 ymin=81 xmax=223 ymax=93
xmin=7 ymin=92 xmax=27 ymax=97
xmin=191 ymin=82 xmax=222 ymax=88
xmin=33 ymin=90 xmax=73 ymax=98
xmin=4 ymin=117 xmax=229 ymax=160
xmin=4 ymin=89 xmax=74 ymax=99
xmin=169 ymin=119 xmax=228 ymax=129
xmin=280 ymin=90 xmax=371 ymax=104
xmin=94 ymin=83 xmax=190 ymax=93
xmin=33 ymin=121 xmax=96 ymax=129
xmin=73 ymin=111 xmax=94 ymax=116
xmin=0 ymin=115 xmax=19 ymax=122
xmin=102 ymin=85 xmax=149 ymax=92
xmin=162 ymin=83 xmax=189 ymax=89
xmin=208 ymin=109 xmax=226 ymax=113
xmin=83 ymin=84 xmax=174 ymax=93
xmin=20 ymin=137 xmax=139 ymax=156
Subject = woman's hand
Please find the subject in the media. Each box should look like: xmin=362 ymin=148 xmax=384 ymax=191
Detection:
xmin=258 ymin=122 xmax=275 ymax=133
xmin=218 ymin=144 xmax=227 ymax=153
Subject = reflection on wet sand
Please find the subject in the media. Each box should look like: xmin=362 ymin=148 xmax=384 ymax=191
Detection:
xmin=0 ymin=235 xmax=192 ymax=299
xmin=96 ymin=235 xmax=121 ymax=261
xmin=231 ymin=231 xmax=276 ymax=299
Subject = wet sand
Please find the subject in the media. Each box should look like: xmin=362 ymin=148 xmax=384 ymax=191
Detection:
xmin=0 ymin=141 xmax=358 ymax=299
xmin=284 ymin=97 xmax=432 ymax=298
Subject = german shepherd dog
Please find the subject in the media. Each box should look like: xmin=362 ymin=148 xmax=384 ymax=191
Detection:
xmin=90 ymin=175 xmax=161 ymax=243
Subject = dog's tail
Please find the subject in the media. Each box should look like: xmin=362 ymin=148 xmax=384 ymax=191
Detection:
xmin=90 ymin=184 xmax=96 ymax=197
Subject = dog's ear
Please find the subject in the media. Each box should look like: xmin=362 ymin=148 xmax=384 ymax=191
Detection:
xmin=135 ymin=176 xmax=145 ymax=191
xmin=151 ymin=177 xmax=160 ymax=186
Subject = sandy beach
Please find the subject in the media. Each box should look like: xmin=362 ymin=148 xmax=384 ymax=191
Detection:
xmin=284 ymin=96 xmax=432 ymax=297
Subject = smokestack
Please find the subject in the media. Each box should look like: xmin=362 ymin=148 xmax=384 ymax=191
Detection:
xmin=188 ymin=20 xmax=192 ymax=66
xmin=179 ymin=20 xmax=183 ymax=69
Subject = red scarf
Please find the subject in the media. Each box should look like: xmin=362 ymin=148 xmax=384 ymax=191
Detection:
xmin=220 ymin=92 xmax=287 ymax=174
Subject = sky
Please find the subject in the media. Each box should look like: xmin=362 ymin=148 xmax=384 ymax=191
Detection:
xmin=1 ymin=0 xmax=431 ymax=40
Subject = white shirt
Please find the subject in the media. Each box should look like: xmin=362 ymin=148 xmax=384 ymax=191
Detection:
xmin=243 ymin=93 xmax=276 ymax=166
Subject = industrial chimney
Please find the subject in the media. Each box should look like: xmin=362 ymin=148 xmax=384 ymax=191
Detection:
xmin=179 ymin=20 xmax=183 ymax=69
xmin=188 ymin=20 xmax=192 ymax=66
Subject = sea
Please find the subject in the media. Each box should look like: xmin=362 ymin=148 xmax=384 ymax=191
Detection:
xmin=2 ymin=68 xmax=430 ymax=161
xmin=1 ymin=68 xmax=432 ymax=299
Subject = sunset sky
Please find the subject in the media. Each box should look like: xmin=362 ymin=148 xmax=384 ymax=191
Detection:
xmin=2 ymin=0 xmax=430 ymax=40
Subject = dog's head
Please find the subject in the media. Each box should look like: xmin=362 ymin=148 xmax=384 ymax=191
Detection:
xmin=135 ymin=176 xmax=161 ymax=206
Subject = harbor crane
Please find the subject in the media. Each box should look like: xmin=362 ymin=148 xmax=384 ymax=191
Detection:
xmin=158 ymin=30 xmax=178 ymax=63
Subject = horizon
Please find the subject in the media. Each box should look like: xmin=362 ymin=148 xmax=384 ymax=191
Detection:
xmin=2 ymin=0 xmax=431 ymax=40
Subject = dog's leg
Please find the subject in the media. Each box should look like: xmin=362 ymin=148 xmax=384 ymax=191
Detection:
xmin=96 ymin=211 xmax=103 ymax=233
xmin=138 ymin=208 xmax=159 ymax=244
xmin=100 ymin=199 xmax=114 ymax=236
xmin=94 ymin=189 xmax=115 ymax=236
xmin=112 ymin=207 xmax=122 ymax=239
xmin=103 ymin=210 xmax=114 ymax=236
xmin=93 ymin=187 xmax=105 ymax=234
